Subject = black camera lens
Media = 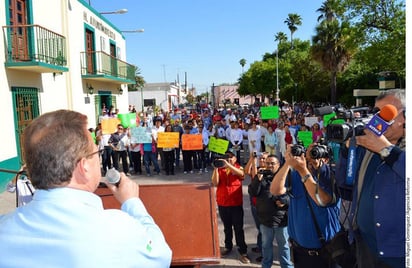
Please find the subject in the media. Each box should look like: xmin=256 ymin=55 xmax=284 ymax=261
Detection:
xmin=213 ymin=159 xmax=225 ymax=168
xmin=291 ymin=145 xmax=306 ymax=156
xmin=310 ymin=145 xmax=329 ymax=159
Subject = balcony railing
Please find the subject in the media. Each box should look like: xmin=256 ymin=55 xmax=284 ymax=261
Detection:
xmin=81 ymin=51 xmax=135 ymax=83
xmin=2 ymin=24 xmax=67 ymax=72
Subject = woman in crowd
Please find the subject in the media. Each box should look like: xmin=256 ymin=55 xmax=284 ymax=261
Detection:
xmin=248 ymin=121 xmax=262 ymax=154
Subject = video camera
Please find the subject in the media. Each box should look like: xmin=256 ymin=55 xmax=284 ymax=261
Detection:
xmin=258 ymin=169 xmax=275 ymax=182
xmin=315 ymin=105 xmax=372 ymax=143
xmin=213 ymin=154 xmax=229 ymax=168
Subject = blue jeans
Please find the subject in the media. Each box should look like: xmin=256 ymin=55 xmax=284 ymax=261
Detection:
xmin=260 ymin=224 xmax=293 ymax=268
xmin=143 ymin=151 xmax=160 ymax=175
xmin=250 ymin=201 xmax=262 ymax=251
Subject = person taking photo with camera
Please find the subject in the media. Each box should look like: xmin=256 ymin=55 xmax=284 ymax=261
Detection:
xmin=211 ymin=151 xmax=250 ymax=264
xmin=248 ymin=155 xmax=293 ymax=268
xmin=270 ymin=143 xmax=341 ymax=268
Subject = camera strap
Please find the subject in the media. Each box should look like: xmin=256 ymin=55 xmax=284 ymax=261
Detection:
xmin=345 ymin=136 xmax=357 ymax=186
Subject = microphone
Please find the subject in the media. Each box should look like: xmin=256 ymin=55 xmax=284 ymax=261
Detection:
xmin=365 ymin=104 xmax=398 ymax=136
xmin=105 ymin=168 xmax=121 ymax=187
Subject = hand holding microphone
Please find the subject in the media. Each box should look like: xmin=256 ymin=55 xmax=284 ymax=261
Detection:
xmin=104 ymin=169 xmax=140 ymax=204
xmin=365 ymin=104 xmax=398 ymax=136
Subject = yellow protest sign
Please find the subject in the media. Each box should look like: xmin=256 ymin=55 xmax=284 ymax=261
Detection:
xmin=101 ymin=118 xmax=120 ymax=134
xmin=157 ymin=132 xmax=179 ymax=148
xmin=182 ymin=134 xmax=203 ymax=150
xmin=208 ymin=137 xmax=229 ymax=155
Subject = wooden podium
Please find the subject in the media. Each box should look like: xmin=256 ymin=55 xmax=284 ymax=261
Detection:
xmin=95 ymin=183 xmax=220 ymax=267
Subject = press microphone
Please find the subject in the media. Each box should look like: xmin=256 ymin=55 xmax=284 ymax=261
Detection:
xmin=365 ymin=104 xmax=397 ymax=136
xmin=105 ymin=168 xmax=121 ymax=187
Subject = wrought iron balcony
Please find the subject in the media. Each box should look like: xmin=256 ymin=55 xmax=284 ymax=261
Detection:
xmin=80 ymin=51 xmax=136 ymax=84
xmin=2 ymin=24 xmax=68 ymax=73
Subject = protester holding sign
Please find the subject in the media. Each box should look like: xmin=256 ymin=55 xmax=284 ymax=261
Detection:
xmin=162 ymin=125 xmax=175 ymax=176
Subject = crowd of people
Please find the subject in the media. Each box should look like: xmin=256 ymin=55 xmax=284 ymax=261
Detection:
xmin=91 ymin=89 xmax=405 ymax=268
xmin=94 ymin=101 xmax=330 ymax=179
xmin=0 ymin=89 xmax=405 ymax=268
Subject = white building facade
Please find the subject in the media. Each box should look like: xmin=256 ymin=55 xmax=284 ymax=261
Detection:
xmin=128 ymin=82 xmax=187 ymax=112
xmin=0 ymin=0 xmax=136 ymax=189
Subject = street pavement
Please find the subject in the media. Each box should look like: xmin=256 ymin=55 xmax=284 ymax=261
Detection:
xmin=0 ymin=166 xmax=282 ymax=268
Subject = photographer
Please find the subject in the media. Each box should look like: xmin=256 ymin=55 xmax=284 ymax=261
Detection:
xmin=270 ymin=143 xmax=341 ymax=268
xmin=335 ymin=89 xmax=405 ymax=268
xmin=248 ymin=155 xmax=293 ymax=268
xmin=211 ymin=151 xmax=250 ymax=264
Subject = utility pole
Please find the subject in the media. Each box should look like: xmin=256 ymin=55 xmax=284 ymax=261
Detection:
xmin=276 ymin=48 xmax=280 ymax=106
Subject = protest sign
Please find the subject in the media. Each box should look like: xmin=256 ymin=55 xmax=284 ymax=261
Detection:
xmin=130 ymin=127 xmax=152 ymax=144
xmin=208 ymin=137 xmax=229 ymax=155
xmin=157 ymin=132 xmax=180 ymax=148
xmin=297 ymin=131 xmax=313 ymax=148
xmin=101 ymin=117 xmax=120 ymax=134
xmin=182 ymin=134 xmax=203 ymax=150
xmin=260 ymin=106 xmax=279 ymax=120
xmin=304 ymin=116 xmax=318 ymax=128
xmin=117 ymin=113 xmax=137 ymax=128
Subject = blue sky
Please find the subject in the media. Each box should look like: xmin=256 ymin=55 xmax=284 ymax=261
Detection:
xmin=90 ymin=0 xmax=325 ymax=93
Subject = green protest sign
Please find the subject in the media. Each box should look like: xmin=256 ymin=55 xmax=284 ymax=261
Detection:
xmin=260 ymin=106 xmax=279 ymax=120
xmin=117 ymin=113 xmax=137 ymax=128
xmin=297 ymin=131 xmax=313 ymax=148
xmin=208 ymin=137 xmax=229 ymax=155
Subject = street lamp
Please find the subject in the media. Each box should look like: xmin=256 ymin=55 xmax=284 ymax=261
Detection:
xmin=121 ymin=29 xmax=145 ymax=33
xmin=100 ymin=9 xmax=128 ymax=15
xmin=275 ymin=48 xmax=280 ymax=106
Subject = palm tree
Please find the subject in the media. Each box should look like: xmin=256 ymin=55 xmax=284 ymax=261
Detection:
xmin=316 ymin=0 xmax=342 ymax=22
xmin=239 ymin=58 xmax=246 ymax=73
xmin=311 ymin=20 xmax=355 ymax=105
xmin=274 ymin=32 xmax=288 ymax=44
xmin=284 ymin=13 xmax=302 ymax=48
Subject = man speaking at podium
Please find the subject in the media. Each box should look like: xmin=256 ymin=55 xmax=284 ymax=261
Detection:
xmin=0 ymin=110 xmax=172 ymax=268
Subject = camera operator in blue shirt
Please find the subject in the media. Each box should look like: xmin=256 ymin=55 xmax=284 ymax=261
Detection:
xmin=336 ymin=89 xmax=405 ymax=268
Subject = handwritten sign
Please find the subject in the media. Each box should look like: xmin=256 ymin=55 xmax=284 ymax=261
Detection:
xmin=260 ymin=106 xmax=279 ymax=120
xmin=304 ymin=116 xmax=318 ymax=128
xmin=182 ymin=134 xmax=203 ymax=150
xmin=157 ymin=132 xmax=180 ymax=148
xmin=117 ymin=113 xmax=137 ymax=128
xmin=101 ymin=117 xmax=120 ymax=134
xmin=130 ymin=127 xmax=152 ymax=144
xmin=208 ymin=137 xmax=229 ymax=155
xmin=297 ymin=131 xmax=313 ymax=148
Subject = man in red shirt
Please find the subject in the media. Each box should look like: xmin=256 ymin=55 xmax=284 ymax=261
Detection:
xmin=211 ymin=151 xmax=250 ymax=264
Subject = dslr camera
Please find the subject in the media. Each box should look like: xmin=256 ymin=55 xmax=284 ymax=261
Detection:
xmin=213 ymin=154 xmax=229 ymax=168
xmin=309 ymin=143 xmax=330 ymax=159
xmin=291 ymin=144 xmax=306 ymax=157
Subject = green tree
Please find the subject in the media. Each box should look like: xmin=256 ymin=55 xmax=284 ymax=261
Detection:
xmin=344 ymin=0 xmax=405 ymax=81
xmin=311 ymin=18 xmax=356 ymax=105
xmin=239 ymin=58 xmax=246 ymax=74
xmin=316 ymin=0 xmax=343 ymax=22
xmin=284 ymin=13 xmax=302 ymax=48
xmin=274 ymin=32 xmax=288 ymax=44
xmin=128 ymin=65 xmax=145 ymax=91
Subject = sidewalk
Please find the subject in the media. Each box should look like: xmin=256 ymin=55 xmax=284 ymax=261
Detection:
xmin=0 ymin=167 xmax=281 ymax=268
